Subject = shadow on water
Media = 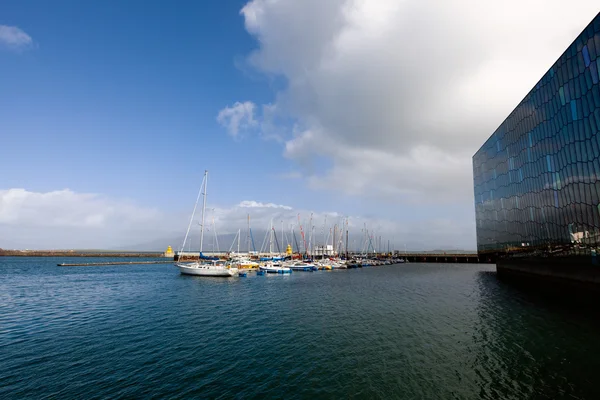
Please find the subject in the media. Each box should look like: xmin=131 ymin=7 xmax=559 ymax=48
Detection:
xmin=473 ymin=270 xmax=600 ymax=400
xmin=478 ymin=270 xmax=600 ymax=321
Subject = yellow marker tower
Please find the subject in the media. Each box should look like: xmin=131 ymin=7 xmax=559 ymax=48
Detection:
xmin=164 ymin=245 xmax=175 ymax=258
xmin=286 ymin=244 xmax=292 ymax=255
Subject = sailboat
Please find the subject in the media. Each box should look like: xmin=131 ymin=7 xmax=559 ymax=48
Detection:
xmin=175 ymin=170 xmax=238 ymax=277
xmin=258 ymin=219 xmax=291 ymax=274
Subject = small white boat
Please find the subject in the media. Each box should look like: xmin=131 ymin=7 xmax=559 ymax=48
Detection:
xmin=232 ymin=256 xmax=259 ymax=270
xmin=260 ymin=262 xmax=292 ymax=274
xmin=286 ymin=261 xmax=317 ymax=271
xmin=316 ymin=261 xmax=333 ymax=270
xmin=176 ymin=260 xmax=238 ymax=277
xmin=331 ymin=261 xmax=347 ymax=269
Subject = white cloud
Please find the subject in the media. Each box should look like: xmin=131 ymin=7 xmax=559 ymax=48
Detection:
xmin=0 ymin=25 xmax=33 ymax=50
xmin=205 ymin=199 xmax=475 ymax=251
xmin=216 ymin=101 xmax=257 ymax=137
xmin=238 ymin=200 xmax=293 ymax=210
xmin=228 ymin=0 xmax=599 ymax=202
xmin=274 ymin=171 xmax=303 ymax=180
xmin=0 ymin=189 xmax=178 ymax=249
xmin=0 ymin=189 xmax=475 ymax=250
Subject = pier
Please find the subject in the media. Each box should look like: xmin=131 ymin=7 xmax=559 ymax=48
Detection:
xmin=58 ymin=260 xmax=175 ymax=267
xmin=402 ymin=253 xmax=492 ymax=263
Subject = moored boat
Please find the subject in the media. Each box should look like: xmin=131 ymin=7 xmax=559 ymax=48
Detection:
xmin=260 ymin=262 xmax=292 ymax=274
xmin=175 ymin=170 xmax=238 ymax=278
xmin=286 ymin=261 xmax=318 ymax=271
xmin=176 ymin=260 xmax=237 ymax=277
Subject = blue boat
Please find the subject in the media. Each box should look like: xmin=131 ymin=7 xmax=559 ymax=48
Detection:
xmin=260 ymin=263 xmax=292 ymax=274
xmin=287 ymin=262 xmax=318 ymax=271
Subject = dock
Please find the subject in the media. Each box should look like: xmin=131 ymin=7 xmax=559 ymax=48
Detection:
xmin=58 ymin=260 xmax=174 ymax=267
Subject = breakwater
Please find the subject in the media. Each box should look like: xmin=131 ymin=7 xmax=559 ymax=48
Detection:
xmin=58 ymin=260 xmax=175 ymax=267
xmin=0 ymin=250 xmax=163 ymax=258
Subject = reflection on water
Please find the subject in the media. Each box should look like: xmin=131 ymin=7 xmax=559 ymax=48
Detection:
xmin=1 ymin=258 xmax=599 ymax=399
xmin=474 ymin=271 xmax=600 ymax=400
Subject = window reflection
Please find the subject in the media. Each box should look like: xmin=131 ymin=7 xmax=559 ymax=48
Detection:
xmin=474 ymin=15 xmax=600 ymax=256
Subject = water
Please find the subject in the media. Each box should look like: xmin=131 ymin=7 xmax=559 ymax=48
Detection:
xmin=2 ymin=257 xmax=600 ymax=399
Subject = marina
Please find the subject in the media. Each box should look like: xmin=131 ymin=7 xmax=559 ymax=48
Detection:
xmin=42 ymin=253 xmax=482 ymax=267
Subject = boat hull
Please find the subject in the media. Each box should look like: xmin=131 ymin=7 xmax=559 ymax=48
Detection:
xmin=289 ymin=264 xmax=317 ymax=271
xmin=259 ymin=266 xmax=292 ymax=274
xmin=176 ymin=263 xmax=237 ymax=277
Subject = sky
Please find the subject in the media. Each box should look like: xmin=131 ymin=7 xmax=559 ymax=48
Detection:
xmin=1 ymin=0 xmax=599 ymax=251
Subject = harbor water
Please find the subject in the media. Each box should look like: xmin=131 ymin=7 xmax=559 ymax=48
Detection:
xmin=2 ymin=257 xmax=600 ymax=399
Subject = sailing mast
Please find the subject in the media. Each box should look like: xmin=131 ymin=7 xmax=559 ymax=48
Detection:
xmin=269 ymin=219 xmax=273 ymax=255
xmin=199 ymin=170 xmax=208 ymax=254
xmin=247 ymin=214 xmax=250 ymax=254
xmin=179 ymin=171 xmax=205 ymax=255
xmin=345 ymin=219 xmax=349 ymax=260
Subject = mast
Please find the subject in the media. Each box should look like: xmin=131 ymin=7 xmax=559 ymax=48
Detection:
xmin=179 ymin=171 xmax=204 ymax=255
xmin=293 ymin=228 xmax=300 ymax=254
xmin=247 ymin=214 xmax=250 ymax=253
xmin=298 ymin=214 xmax=308 ymax=257
xmin=345 ymin=226 xmax=349 ymax=259
xmin=199 ymin=170 xmax=208 ymax=253
xmin=333 ymin=225 xmax=336 ymax=256
xmin=269 ymin=219 xmax=273 ymax=254
xmin=323 ymin=216 xmax=327 ymax=248
xmin=211 ymin=209 xmax=219 ymax=253
xmin=273 ymin=226 xmax=281 ymax=254
xmin=309 ymin=226 xmax=315 ymax=257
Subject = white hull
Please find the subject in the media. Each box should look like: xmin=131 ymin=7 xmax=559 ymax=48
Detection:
xmin=259 ymin=265 xmax=292 ymax=274
xmin=332 ymin=264 xmax=348 ymax=269
xmin=286 ymin=262 xmax=317 ymax=271
xmin=176 ymin=263 xmax=237 ymax=277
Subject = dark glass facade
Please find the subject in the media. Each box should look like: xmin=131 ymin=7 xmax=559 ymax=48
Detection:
xmin=473 ymin=13 xmax=600 ymax=256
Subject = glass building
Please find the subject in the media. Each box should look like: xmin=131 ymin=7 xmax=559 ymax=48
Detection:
xmin=473 ymin=13 xmax=600 ymax=258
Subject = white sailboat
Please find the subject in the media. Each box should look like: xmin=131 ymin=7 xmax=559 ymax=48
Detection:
xmin=177 ymin=259 xmax=237 ymax=277
xmin=258 ymin=220 xmax=291 ymax=274
xmin=175 ymin=170 xmax=238 ymax=277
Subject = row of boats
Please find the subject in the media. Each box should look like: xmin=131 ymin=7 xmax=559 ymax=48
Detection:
xmin=176 ymin=170 xmax=406 ymax=277
xmin=175 ymin=257 xmax=407 ymax=277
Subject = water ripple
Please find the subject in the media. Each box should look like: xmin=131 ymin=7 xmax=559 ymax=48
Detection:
xmin=2 ymin=258 xmax=600 ymax=399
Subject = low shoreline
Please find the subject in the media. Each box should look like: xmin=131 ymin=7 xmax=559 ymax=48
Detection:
xmin=0 ymin=250 xmax=164 ymax=258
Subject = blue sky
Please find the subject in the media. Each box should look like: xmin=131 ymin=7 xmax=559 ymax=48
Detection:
xmin=2 ymin=0 xmax=277 ymax=207
xmin=1 ymin=0 xmax=598 ymax=250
